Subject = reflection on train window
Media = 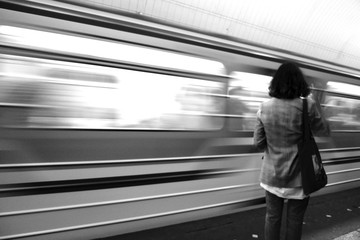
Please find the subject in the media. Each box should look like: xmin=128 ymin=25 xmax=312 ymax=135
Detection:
xmin=0 ymin=55 xmax=224 ymax=130
xmin=323 ymin=82 xmax=360 ymax=130
xmin=228 ymin=72 xmax=271 ymax=131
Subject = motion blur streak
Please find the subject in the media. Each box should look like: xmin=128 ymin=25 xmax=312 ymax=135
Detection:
xmin=0 ymin=25 xmax=225 ymax=75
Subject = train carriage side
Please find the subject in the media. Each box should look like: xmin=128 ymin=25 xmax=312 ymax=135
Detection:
xmin=0 ymin=5 xmax=265 ymax=240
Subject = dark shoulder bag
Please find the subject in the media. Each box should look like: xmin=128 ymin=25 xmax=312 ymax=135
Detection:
xmin=299 ymin=98 xmax=327 ymax=195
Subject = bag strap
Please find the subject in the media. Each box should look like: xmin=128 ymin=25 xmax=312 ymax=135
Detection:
xmin=302 ymin=98 xmax=311 ymax=141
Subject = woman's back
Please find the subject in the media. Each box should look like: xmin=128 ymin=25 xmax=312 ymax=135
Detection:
xmin=261 ymin=98 xmax=303 ymax=148
xmin=255 ymin=96 xmax=329 ymax=188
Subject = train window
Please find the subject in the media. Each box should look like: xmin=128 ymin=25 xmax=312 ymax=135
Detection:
xmin=0 ymin=55 xmax=225 ymax=130
xmin=228 ymin=72 xmax=271 ymax=131
xmin=323 ymin=81 xmax=360 ymax=130
xmin=116 ymin=74 xmax=225 ymax=130
xmin=327 ymin=81 xmax=360 ymax=96
xmin=0 ymin=25 xmax=225 ymax=75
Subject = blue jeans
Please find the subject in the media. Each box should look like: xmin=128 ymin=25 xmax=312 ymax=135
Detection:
xmin=265 ymin=191 xmax=310 ymax=240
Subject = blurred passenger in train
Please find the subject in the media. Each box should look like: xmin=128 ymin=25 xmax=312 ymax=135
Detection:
xmin=228 ymin=87 xmax=249 ymax=130
xmin=175 ymin=85 xmax=220 ymax=130
xmin=253 ymin=61 xmax=330 ymax=240
xmin=324 ymin=97 xmax=360 ymax=130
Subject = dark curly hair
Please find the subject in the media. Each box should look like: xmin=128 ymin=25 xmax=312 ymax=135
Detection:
xmin=268 ymin=61 xmax=310 ymax=99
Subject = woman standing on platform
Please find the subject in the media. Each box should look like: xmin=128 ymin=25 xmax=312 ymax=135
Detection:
xmin=253 ymin=61 xmax=330 ymax=240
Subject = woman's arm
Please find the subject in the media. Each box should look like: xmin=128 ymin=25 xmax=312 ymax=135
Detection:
xmin=253 ymin=108 xmax=267 ymax=150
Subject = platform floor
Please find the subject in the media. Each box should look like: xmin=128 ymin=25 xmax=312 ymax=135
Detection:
xmin=100 ymin=187 xmax=360 ymax=240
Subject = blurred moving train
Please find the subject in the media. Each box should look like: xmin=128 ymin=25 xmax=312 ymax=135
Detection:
xmin=1 ymin=1 xmax=360 ymax=239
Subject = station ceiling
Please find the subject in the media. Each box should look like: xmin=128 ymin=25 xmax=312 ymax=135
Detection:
xmin=52 ymin=1 xmax=360 ymax=72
